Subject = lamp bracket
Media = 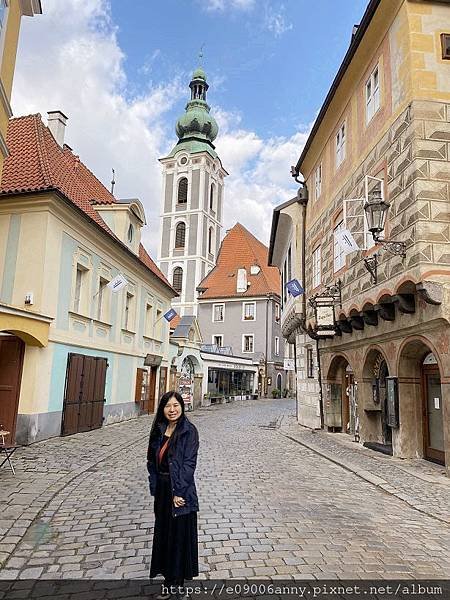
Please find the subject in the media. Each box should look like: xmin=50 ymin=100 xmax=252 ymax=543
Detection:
xmin=375 ymin=238 xmax=406 ymax=257
xmin=309 ymin=279 xmax=342 ymax=309
xmin=363 ymin=254 xmax=378 ymax=285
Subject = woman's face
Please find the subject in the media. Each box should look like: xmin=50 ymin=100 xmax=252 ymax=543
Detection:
xmin=164 ymin=397 xmax=182 ymax=422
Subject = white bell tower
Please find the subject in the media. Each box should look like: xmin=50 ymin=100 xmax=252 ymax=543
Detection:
xmin=158 ymin=67 xmax=228 ymax=316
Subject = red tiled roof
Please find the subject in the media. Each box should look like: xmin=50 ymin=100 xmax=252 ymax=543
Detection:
xmin=169 ymin=314 xmax=181 ymax=331
xmin=198 ymin=223 xmax=281 ymax=300
xmin=0 ymin=114 xmax=174 ymax=293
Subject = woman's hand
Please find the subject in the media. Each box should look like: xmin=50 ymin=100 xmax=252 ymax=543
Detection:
xmin=173 ymin=495 xmax=185 ymax=508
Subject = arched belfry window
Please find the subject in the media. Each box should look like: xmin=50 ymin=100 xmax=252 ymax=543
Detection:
xmin=208 ymin=227 xmax=214 ymax=254
xmin=175 ymin=222 xmax=186 ymax=248
xmin=209 ymin=183 xmax=215 ymax=210
xmin=177 ymin=177 xmax=188 ymax=204
xmin=172 ymin=267 xmax=183 ymax=293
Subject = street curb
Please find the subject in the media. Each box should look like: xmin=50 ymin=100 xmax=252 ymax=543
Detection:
xmin=278 ymin=426 xmax=450 ymax=526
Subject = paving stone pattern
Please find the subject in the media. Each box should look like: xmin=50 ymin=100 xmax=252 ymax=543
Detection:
xmin=0 ymin=399 xmax=449 ymax=580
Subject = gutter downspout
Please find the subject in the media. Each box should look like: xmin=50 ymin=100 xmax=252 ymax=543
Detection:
xmin=265 ymin=294 xmax=269 ymax=397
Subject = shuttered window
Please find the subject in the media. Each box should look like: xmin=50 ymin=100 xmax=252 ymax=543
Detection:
xmin=172 ymin=267 xmax=183 ymax=293
xmin=175 ymin=222 xmax=186 ymax=248
xmin=177 ymin=178 xmax=188 ymax=204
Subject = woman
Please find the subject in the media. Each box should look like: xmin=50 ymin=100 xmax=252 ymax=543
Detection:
xmin=147 ymin=391 xmax=199 ymax=598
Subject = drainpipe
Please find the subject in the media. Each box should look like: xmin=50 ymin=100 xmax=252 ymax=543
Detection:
xmin=265 ymin=295 xmax=269 ymax=397
xmin=291 ymin=167 xmax=308 ymax=330
xmin=316 ymin=338 xmax=325 ymax=429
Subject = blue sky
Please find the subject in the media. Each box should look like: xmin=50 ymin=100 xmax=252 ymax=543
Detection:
xmin=14 ymin=0 xmax=368 ymax=256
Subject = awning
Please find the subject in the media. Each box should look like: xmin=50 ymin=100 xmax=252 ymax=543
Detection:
xmin=0 ymin=305 xmax=52 ymax=347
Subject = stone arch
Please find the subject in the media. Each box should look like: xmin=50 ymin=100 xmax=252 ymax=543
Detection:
xmin=361 ymin=346 xmax=392 ymax=449
xmin=397 ymin=336 xmax=447 ymax=466
xmin=324 ymin=353 xmax=357 ymax=435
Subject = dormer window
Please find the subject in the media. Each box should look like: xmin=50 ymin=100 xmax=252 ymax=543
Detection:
xmin=127 ymin=223 xmax=134 ymax=243
xmin=178 ymin=178 xmax=188 ymax=204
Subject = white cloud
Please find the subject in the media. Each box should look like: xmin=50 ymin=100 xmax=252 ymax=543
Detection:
xmin=13 ymin=0 xmax=309 ymax=264
xmin=264 ymin=4 xmax=293 ymax=37
xmin=13 ymin=0 xmax=184 ymax=258
xmin=202 ymin=0 xmax=255 ymax=11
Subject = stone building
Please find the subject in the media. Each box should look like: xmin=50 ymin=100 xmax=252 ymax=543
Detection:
xmin=288 ymin=0 xmax=450 ymax=472
xmin=158 ymin=67 xmax=228 ymax=317
xmin=198 ymin=223 xmax=286 ymax=398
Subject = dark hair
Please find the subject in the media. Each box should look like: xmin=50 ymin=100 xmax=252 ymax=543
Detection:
xmin=149 ymin=390 xmax=185 ymax=444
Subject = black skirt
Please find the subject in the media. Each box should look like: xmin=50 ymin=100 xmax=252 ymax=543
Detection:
xmin=150 ymin=472 xmax=199 ymax=583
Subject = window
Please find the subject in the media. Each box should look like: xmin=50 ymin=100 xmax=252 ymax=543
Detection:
xmin=210 ymin=183 xmax=215 ymax=211
xmin=123 ymin=292 xmax=134 ymax=330
xmin=312 ymin=246 xmax=321 ymax=289
xmin=172 ymin=267 xmax=183 ymax=294
xmin=213 ymin=303 xmax=224 ymax=322
xmin=177 ymin=177 xmax=188 ymax=204
xmin=243 ymin=302 xmax=256 ymax=321
xmin=275 ymin=337 xmax=280 ymax=356
xmin=336 ymin=123 xmax=346 ymax=167
xmin=145 ymin=303 xmax=153 ymax=337
xmin=208 ymin=227 xmax=214 ymax=254
xmin=306 ymin=348 xmax=314 ymax=378
xmin=243 ymin=334 xmax=254 ymax=353
xmin=314 ymin=164 xmax=322 ymax=200
xmin=73 ymin=265 xmax=87 ymax=313
xmin=366 ymin=65 xmax=380 ymax=122
xmin=155 ymin=308 xmax=162 ymax=339
xmin=441 ymin=34 xmax=450 ymax=59
xmin=127 ymin=223 xmax=134 ymax=243
xmin=213 ymin=334 xmax=223 ymax=347
xmin=96 ymin=277 xmax=108 ymax=321
xmin=175 ymin=222 xmax=186 ymax=248
xmin=333 ymin=220 xmax=346 ymax=272
xmin=275 ymin=303 xmax=280 ymax=322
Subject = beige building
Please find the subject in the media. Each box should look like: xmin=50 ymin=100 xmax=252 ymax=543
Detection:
xmin=0 ymin=112 xmax=176 ymax=444
xmin=281 ymin=0 xmax=450 ymax=473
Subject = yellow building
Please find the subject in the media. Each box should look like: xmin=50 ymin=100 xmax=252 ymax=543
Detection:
xmin=281 ymin=0 xmax=450 ymax=473
xmin=0 ymin=0 xmax=42 ymax=181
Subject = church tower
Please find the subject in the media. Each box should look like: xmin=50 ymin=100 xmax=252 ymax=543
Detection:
xmin=158 ymin=67 xmax=228 ymax=316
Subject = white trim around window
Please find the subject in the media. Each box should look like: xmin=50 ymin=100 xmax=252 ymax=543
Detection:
xmin=242 ymin=301 xmax=256 ymax=321
xmin=366 ymin=64 xmax=380 ymax=123
xmin=335 ymin=122 xmax=346 ymax=168
xmin=333 ymin=220 xmax=346 ymax=273
xmin=242 ymin=333 xmax=254 ymax=353
xmin=212 ymin=303 xmax=225 ymax=322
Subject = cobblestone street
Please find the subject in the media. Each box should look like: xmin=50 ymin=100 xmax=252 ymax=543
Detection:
xmin=0 ymin=398 xmax=449 ymax=580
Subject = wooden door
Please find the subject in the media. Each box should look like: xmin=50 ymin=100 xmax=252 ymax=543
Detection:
xmin=422 ymin=365 xmax=445 ymax=465
xmin=62 ymin=354 xmax=107 ymax=435
xmin=159 ymin=367 xmax=167 ymax=398
xmin=148 ymin=367 xmax=157 ymax=413
xmin=0 ymin=336 xmax=25 ymax=443
xmin=135 ymin=367 xmax=157 ymax=414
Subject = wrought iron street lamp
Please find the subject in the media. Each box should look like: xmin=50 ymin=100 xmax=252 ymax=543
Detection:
xmin=363 ymin=189 xmax=407 ymax=285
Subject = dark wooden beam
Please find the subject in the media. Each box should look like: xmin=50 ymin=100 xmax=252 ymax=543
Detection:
xmin=374 ymin=302 xmax=395 ymax=321
xmin=361 ymin=310 xmax=378 ymax=326
xmin=392 ymin=293 xmax=415 ymax=314
xmin=349 ymin=315 xmax=364 ymax=330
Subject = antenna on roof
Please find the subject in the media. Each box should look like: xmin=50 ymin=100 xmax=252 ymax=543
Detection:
xmin=111 ymin=168 xmax=116 ymax=195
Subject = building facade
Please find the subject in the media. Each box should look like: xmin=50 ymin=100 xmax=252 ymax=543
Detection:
xmin=198 ymin=223 xmax=286 ymax=397
xmin=158 ymin=67 xmax=228 ymax=317
xmin=0 ymin=113 xmax=175 ymax=444
xmin=291 ymin=0 xmax=450 ymax=473
xmin=0 ymin=0 xmax=42 ymax=181
xmin=269 ymin=195 xmax=321 ymax=426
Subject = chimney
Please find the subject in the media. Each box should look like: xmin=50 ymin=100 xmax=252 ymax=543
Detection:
xmin=47 ymin=111 xmax=68 ymax=146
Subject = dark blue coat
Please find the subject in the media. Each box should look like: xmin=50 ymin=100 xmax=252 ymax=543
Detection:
xmin=147 ymin=416 xmax=199 ymax=517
